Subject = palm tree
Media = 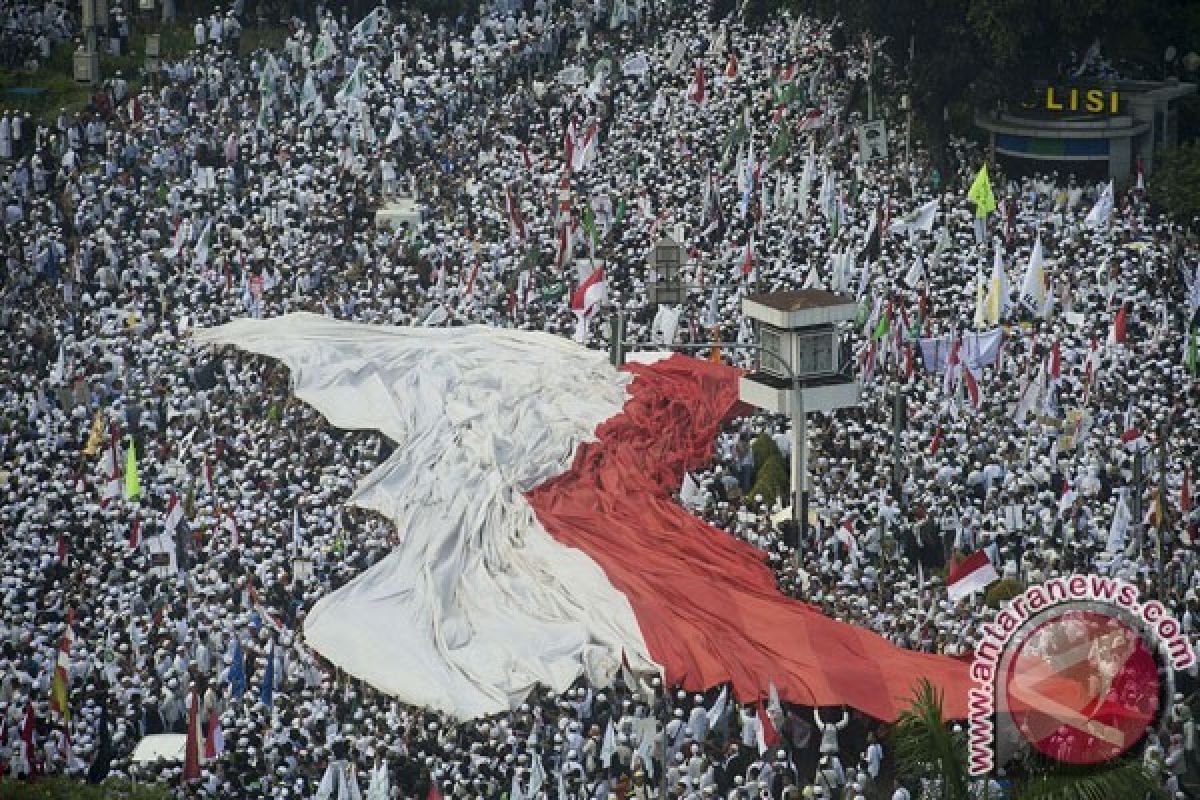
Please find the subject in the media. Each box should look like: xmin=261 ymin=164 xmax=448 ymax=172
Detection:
xmin=890 ymin=678 xmax=1166 ymax=800
xmin=891 ymin=678 xmax=971 ymax=800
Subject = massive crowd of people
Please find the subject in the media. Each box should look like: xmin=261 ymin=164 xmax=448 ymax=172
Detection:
xmin=1 ymin=0 xmax=1199 ymax=798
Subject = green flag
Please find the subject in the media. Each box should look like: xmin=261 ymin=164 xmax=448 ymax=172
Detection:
xmin=1187 ymin=326 xmax=1198 ymax=376
xmin=312 ymin=30 xmax=335 ymax=66
xmin=614 ymin=197 xmax=627 ymax=228
xmin=968 ymin=164 xmax=997 ymax=218
xmin=871 ymin=308 xmax=890 ymax=341
xmin=769 ymin=128 xmax=792 ymax=162
xmin=124 ymin=440 xmax=141 ymax=500
xmin=542 ymin=280 xmax=566 ymax=302
xmin=721 ymin=120 xmax=750 ymax=160
xmin=582 ymin=206 xmax=596 ymax=245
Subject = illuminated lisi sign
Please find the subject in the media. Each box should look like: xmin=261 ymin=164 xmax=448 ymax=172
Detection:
xmin=1043 ymin=86 xmax=1120 ymax=114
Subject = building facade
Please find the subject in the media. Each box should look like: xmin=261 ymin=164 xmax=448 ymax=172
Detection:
xmin=975 ymin=80 xmax=1196 ymax=188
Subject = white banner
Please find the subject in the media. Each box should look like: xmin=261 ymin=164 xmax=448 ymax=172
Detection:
xmin=858 ymin=120 xmax=888 ymax=162
xmin=558 ymin=66 xmax=587 ymax=86
xmin=622 ymin=53 xmax=650 ymax=77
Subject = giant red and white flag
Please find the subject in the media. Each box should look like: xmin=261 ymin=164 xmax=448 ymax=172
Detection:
xmin=946 ymin=550 xmax=999 ymax=603
xmin=197 ymin=314 xmax=971 ymax=722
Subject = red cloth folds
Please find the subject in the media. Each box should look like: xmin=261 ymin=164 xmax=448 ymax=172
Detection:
xmin=526 ymin=355 xmax=971 ymax=721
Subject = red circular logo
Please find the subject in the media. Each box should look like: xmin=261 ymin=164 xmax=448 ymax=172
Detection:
xmin=1001 ymin=609 xmax=1160 ymax=765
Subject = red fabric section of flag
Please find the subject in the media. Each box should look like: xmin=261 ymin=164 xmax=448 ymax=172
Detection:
xmin=758 ymin=700 xmax=780 ymax=749
xmin=1112 ymin=303 xmax=1128 ymax=343
xmin=183 ymin=692 xmax=201 ymax=781
xmin=526 ymin=356 xmax=970 ymax=721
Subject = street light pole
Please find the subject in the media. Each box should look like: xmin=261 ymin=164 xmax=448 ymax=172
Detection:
xmin=791 ymin=379 xmax=807 ymax=539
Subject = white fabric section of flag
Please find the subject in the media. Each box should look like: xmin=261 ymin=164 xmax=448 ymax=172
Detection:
xmin=946 ymin=553 xmax=1000 ymax=604
xmin=706 ymin=684 xmax=728 ymax=730
xmin=50 ymin=344 xmax=66 ymax=386
xmin=636 ymin=718 xmax=658 ymax=779
xmin=312 ymin=31 xmax=336 ymax=66
xmin=903 ymin=255 xmax=924 ymax=289
xmin=767 ymin=679 xmax=783 ymax=717
xmin=528 ymin=751 xmax=546 ymax=798
xmin=351 ymin=7 xmax=380 ymax=40
xmin=192 ymin=218 xmax=214 ymax=268
xmin=336 ymin=63 xmax=366 ymax=103
xmin=622 ymin=53 xmax=650 ymax=76
xmin=600 ymin=718 xmax=617 ymax=768
xmin=680 ymin=472 xmax=702 ymax=510
xmin=1019 ymin=236 xmax=1047 ymax=312
xmin=366 ymin=762 xmax=390 ymax=800
xmin=1108 ymin=494 xmax=1131 ymax=554
xmin=887 ymin=199 xmax=937 ymax=236
xmin=1085 ymin=181 xmax=1114 ymax=228
xmin=1013 ymin=365 xmax=1043 ymax=425
xmin=652 ymin=305 xmax=681 ymax=345
xmin=196 ymin=313 xmax=657 ymax=719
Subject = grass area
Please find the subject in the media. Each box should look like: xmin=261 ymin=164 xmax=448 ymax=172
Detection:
xmin=0 ymin=777 xmax=172 ymax=799
xmin=0 ymin=10 xmax=288 ymax=124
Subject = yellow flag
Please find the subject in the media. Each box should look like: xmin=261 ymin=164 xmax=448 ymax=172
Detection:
xmin=83 ymin=409 xmax=105 ymax=456
xmin=968 ymin=165 xmax=996 ymax=218
xmin=974 ymin=269 xmax=988 ymax=330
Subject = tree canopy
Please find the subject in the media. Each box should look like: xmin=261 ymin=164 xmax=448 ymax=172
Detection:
xmin=783 ymin=0 xmax=1200 ymax=165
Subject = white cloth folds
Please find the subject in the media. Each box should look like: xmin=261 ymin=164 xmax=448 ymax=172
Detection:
xmin=196 ymin=313 xmax=658 ymax=719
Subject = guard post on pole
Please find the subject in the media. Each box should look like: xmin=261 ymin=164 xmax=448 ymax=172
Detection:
xmin=737 ymin=290 xmax=861 ymax=547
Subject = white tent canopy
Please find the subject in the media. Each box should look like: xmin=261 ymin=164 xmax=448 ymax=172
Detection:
xmin=131 ymin=734 xmax=187 ymax=764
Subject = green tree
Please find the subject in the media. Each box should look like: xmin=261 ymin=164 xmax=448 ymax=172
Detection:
xmin=786 ymin=0 xmax=1199 ymax=172
xmin=891 ymin=679 xmax=1166 ymax=800
xmin=1148 ymin=142 xmax=1200 ymax=227
xmin=0 ymin=777 xmax=172 ymax=799
xmin=749 ymin=434 xmax=789 ymax=506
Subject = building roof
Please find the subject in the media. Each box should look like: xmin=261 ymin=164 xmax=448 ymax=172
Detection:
xmin=744 ymin=289 xmax=854 ymax=312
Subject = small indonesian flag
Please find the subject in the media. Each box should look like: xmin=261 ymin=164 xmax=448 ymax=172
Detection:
xmin=1058 ymin=479 xmax=1077 ymax=514
xmin=688 ymin=64 xmax=706 ymax=105
xmin=961 ymin=365 xmax=982 ymax=411
xmin=50 ymin=610 xmax=75 ymax=720
xmin=570 ymin=268 xmax=607 ymax=316
xmin=205 ymin=710 xmax=224 ymax=760
xmin=756 ymin=699 xmax=780 ymax=755
xmin=1108 ymin=302 xmax=1129 ymax=346
xmin=741 ymin=237 xmax=755 ymax=277
xmin=128 ymin=514 xmax=141 ymax=549
xmin=946 ymin=550 xmax=1000 ymax=603
xmin=164 ymin=493 xmax=184 ymax=535
xmin=223 ymin=511 xmax=240 ymax=549
xmin=1183 ymin=469 xmax=1192 ymax=516
xmin=1120 ymin=427 xmax=1149 ymax=452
